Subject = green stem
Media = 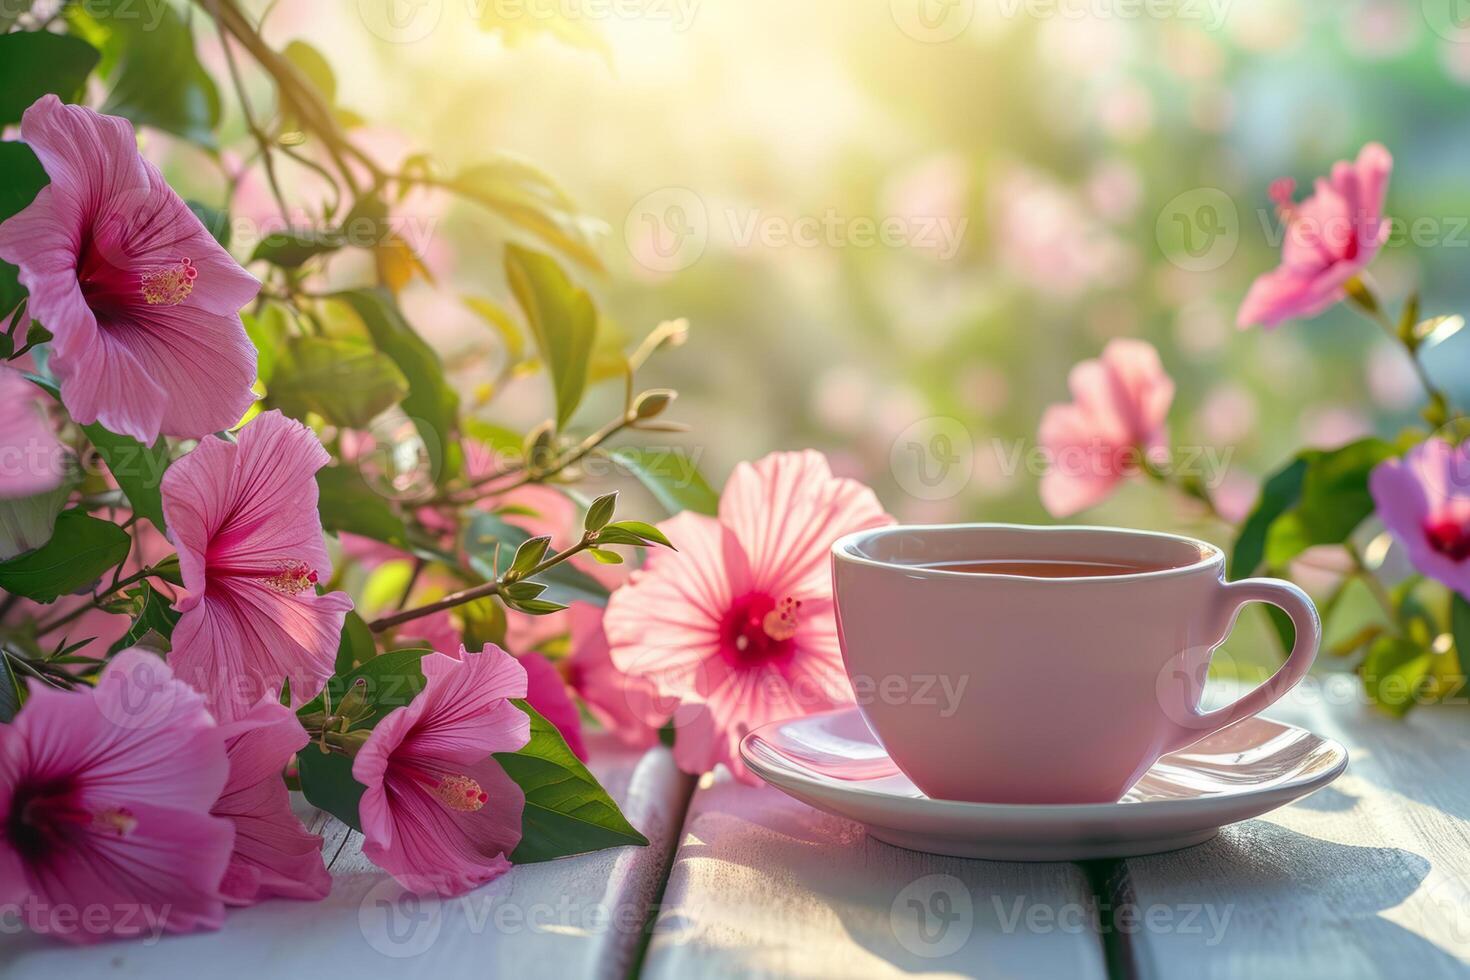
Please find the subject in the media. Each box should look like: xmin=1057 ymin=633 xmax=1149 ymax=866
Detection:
xmin=447 ymin=413 xmax=634 ymax=504
xmin=367 ymin=535 xmax=594 ymax=634
xmin=1345 ymin=280 xmax=1453 ymax=425
xmin=32 ymin=564 xmax=168 ymax=636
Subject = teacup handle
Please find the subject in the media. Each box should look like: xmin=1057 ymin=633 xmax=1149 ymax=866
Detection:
xmin=1166 ymin=577 xmax=1321 ymax=753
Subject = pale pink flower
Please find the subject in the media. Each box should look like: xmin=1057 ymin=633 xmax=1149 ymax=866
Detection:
xmin=1038 ymin=338 xmax=1175 ymax=517
xmin=603 ymin=451 xmax=893 ymax=783
xmin=0 ymin=650 xmax=233 ymax=944
xmin=214 ymin=698 xmax=331 ymax=906
xmin=0 ymin=96 xmax=259 ymax=443
xmin=1238 ymin=144 xmax=1393 ymax=329
xmin=353 ymin=646 xmax=529 ymax=896
xmin=162 ymin=410 xmax=354 ymax=721
xmin=0 ymin=365 xmax=65 ymax=499
xmin=566 ymin=603 xmax=665 ymax=750
xmin=1370 ymin=439 xmax=1470 ymax=599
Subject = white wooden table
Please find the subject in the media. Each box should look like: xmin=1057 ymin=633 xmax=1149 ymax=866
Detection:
xmin=4 ymin=687 xmax=1469 ymax=979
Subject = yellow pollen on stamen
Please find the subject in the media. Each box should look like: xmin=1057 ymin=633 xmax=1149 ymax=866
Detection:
xmin=93 ymin=806 xmax=138 ymax=837
xmin=432 ymin=774 xmax=489 ymax=813
xmin=139 ymin=257 xmax=198 ymax=306
xmin=761 ymin=597 xmax=802 ymax=642
xmin=261 ymin=561 xmax=319 ymax=596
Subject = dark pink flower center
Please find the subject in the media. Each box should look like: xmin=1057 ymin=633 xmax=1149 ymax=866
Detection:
xmin=720 ymin=593 xmax=802 ymax=665
xmin=1425 ymin=518 xmax=1470 ymax=562
xmin=76 ymin=225 xmax=200 ymax=319
xmin=7 ymin=780 xmax=136 ymax=861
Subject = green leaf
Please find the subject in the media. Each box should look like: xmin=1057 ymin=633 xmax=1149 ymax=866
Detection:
xmin=93 ymin=0 xmax=222 ymax=146
xmin=296 ymin=747 xmax=366 ymax=831
xmin=243 ymin=304 xmax=292 ymax=385
xmin=465 ymin=296 xmax=525 ymax=363
xmin=0 ymin=509 xmax=131 ymax=602
xmin=463 ymin=512 xmax=609 ymax=606
xmin=268 ymin=335 xmax=409 ymax=428
xmin=106 ymin=582 xmax=181 ymax=656
xmin=316 ymin=465 xmax=412 ymax=550
xmin=451 ymin=159 xmax=606 ymax=272
xmin=0 ymin=141 xmax=48 ymax=317
xmin=1362 ymin=636 xmax=1433 ymax=718
xmin=604 ymin=520 xmax=674 ymax=549
xmin=584 ymin=491 xmax=617 ymax=532
xmin=297 ymin=649 xmax=431 ymax=830
xmin=0 ymin=480 xmax=72 ymax=560
xmin=1452 ymin=594 xmax=1470 ymax=668
xmin=0 ymin=32 xmax=100 ymax=126
xmin=1235 ymin=439 xmax=1396 ymax=574
xmin=504 ymin=245 xmax=598 ymax=431
xmin=510 ymin=535 xmax=552 ymax=574
xmin=334 ymin=610 xmax=377 ymax=675
xmin=609 ymin=447 xmax=719 ymax=516
xmin=334 ymin=289 xmax=462 ymax=486
xmin=251 ymin=228 xmax=344 ymax=268
xmin=498 ymin=700 xmax=647 ymax=864
xmin=0 ymin=654 xmax=22 ymax=724
xmin=82 ymin=422 xmax=170 ymax=533
xmin=1231 ymin=458 xmax=1306 ymax=579
xmin=504 ymin=596 xmax=568 ymax=616
xmin=589 ymin=548 xmax=623 ymax=565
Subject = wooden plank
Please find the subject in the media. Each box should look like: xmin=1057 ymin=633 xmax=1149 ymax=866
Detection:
xmin=0 ymin=735 xmax=691 ymax=980
xmin=1107 ymin=685 xmax=1470 ymax=979
xmin=641 ymin=769 xmax=1110 ymax=980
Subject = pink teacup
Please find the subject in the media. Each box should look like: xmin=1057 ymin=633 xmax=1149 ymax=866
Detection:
xmin=830 ymin=524 xmax=1320 ymax=805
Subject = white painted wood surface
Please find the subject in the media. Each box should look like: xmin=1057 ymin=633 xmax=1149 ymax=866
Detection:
xmin=640 ymin=770 xmax=1110 ymax=980
xmin=0 ymin=734 xmax=692 ymax=980
xmin=1107 ymin=684 xmax=1470 ymax=979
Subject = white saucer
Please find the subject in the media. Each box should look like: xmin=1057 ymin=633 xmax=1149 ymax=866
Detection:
xmin=739 ymin=707 xmax=1348 ymax=861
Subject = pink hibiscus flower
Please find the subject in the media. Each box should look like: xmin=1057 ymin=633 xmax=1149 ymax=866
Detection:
xmin=0 ymin=96 xmax=259 ymax=443
xmin=1369 ymin=439 xmax=1470 ymax=599
xmin=214 ymin=698 xmax=331 ymax=906
xmin=162 ymin=410 xmax=354 ymax=721
xmin=1038 ymin=338 xmax=1175 ymax=517
xmin=566 ymin=603 xmax=666 ymax=750
xmin=1237 ymin=143 xmax=1393 ymax=329
xmin=517 ymin=650 xmax=588 ymax=761
xmin=603 ymin=451 xmax=893 ymax=783
xmin=0 ymin=365 xmax=66 ymax=499
xmin=0 ymin=649 xmax=233 ymax=944
xmin=353 ymin=646 xmax=530 ymax=896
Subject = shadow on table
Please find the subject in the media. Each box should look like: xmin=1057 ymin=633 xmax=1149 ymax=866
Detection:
xmin=1112 ymin=820 xmax=1467 ymax=978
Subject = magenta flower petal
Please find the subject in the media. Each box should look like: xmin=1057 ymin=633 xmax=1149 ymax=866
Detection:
xmin=0 ymin=96 xmax=258 ymax=443
xmin=1238 ymin=143 xmax=1393 ymax=330
xmin=353 ymin=647 xmax=530 ymax=896
xmin=0 ymin=650 xmax=233 ymax=944
xmin=214 ymin=698 xmax=331 ymax=906
xmin=1370 ymin=439 xmax=1470 ymax=599
xmin=1038 ymin=338 xmax=1174 ymax=518
xmin=0 ymin=366 xmax=66 ymax=499
xmin=163 ymin=410 xmax=354 ymax=720
xmin=604 ymin=451 xmax=893 ymax=782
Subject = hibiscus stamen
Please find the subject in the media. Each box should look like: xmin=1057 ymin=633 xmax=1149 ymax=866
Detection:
xmin=396 ymin=764 xmax=489 ymax=812
xmin=139 ymin=257 xmax=198 ymax=306
xmin=261 ymin=561 xmax=320 ymax=595
xmin=761 ymin=597 xmax=802 ymax=642
xmin=93 ymin=806 xmax=138 ymax=837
